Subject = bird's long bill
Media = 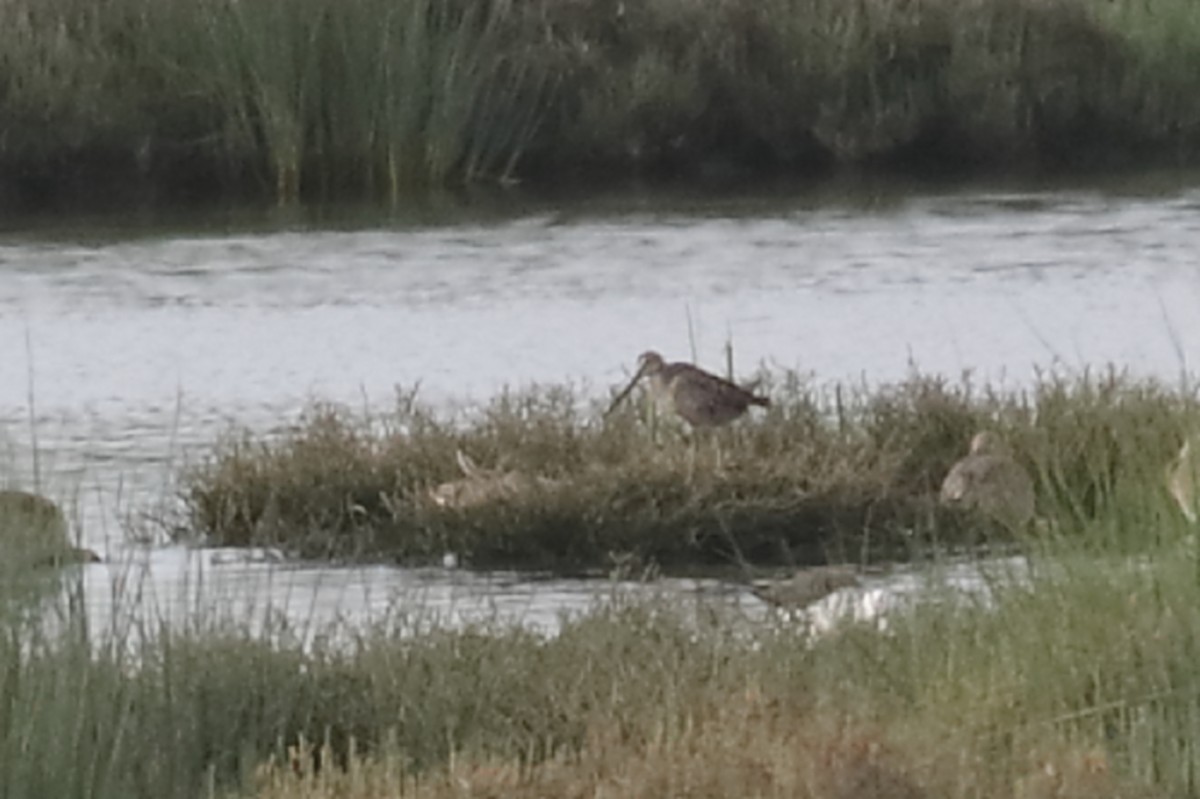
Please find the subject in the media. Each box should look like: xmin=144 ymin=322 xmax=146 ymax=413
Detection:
xmin=605 ymin=364 xmax=649 ymax=417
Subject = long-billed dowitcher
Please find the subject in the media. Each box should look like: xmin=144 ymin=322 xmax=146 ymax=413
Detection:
xmin=939 ymin=431 xmax=1035 ymax=531
xmin=606 ymin=350 xmax=770 ymax=428
xmin=1167 ymin=437 xmax=1199 ymax=523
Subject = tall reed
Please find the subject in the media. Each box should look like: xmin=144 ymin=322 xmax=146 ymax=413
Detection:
xmin=3 ymin=0 xmax=1200 ymax=202
xmin=0 ymin=0 xmax=552 ymax=202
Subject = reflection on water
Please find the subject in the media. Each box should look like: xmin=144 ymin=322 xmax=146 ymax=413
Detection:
xmin=65 ymin=548 xmax=1030 ymax=643
xmin=72 ymin=547 xmax=743 ymax=643
xmin=3 ymin=172 xmax=1200 ymax=634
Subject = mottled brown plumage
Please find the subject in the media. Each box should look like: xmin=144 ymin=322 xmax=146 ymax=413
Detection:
xmin=428 ymin=450 xmax=561 ymax=510
xmin=606 ymin=351 xmax=770 ymax=428
xmin=939 ymin=431 xmax=1035 ymax=530
xmin=750 ymin=565 xmax=862 ymax=609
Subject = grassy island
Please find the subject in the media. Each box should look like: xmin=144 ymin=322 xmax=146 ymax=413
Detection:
xmin=180 ymin=369 xmax=1199 ymax=572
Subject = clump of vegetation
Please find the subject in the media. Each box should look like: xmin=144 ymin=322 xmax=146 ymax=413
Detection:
xmin=239 ymin=542 xmax=1200 ymax=798
xmin=179 ymin=369 xmax=1198 ymax=572
xmin=5 ymin=536 xmax=1199 ymax=798
xmin=3 ymin=0 xmax=1200 ymax=204
xmin=0 ymin=0 xmax=552 ymax=203
xmin=10 ymin=364 xmax=1200 ymax=796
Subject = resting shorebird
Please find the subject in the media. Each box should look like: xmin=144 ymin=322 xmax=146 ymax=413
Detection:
xmin=750 ymin=565 xmax=899 ymax=635
xmin=606 ymin=350 xmax=770 ymax=428
xmin=1167 ymin=437 xmax=1199 ymax=523
xmin=939 ymin=431 xmax=1035 ymax=531
xmin=428 ymin=450 xmax=560 ymax=510
xmin=750 ymin=565 xmax=863 ymax=609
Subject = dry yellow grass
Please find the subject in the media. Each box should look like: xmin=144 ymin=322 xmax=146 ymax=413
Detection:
xmin=249 ymin=690 xmax=1157 ymax=799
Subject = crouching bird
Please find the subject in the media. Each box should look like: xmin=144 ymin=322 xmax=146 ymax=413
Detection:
xmin=939 ymin=431 xmax=1035 ymax=532
xmin=750 ymin=564 xmax=863 ymax=610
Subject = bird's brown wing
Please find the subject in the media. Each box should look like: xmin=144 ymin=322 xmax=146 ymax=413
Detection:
xmin=666 ymin=364 xmax=763 ymax=426
xmin=941 ymin=455 xmax=1034 ymax=525
xmin=939 ymin=460 xmax=974 ymax=503
xmin=752 ymin=566 xmax=860 ymax=608
xmin=971 ymin=456 xmax=1032 ymax=493
xmin=666 ymin=363 xmax=762 ymax=397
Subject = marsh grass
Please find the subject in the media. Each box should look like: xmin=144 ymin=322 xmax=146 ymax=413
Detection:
xmin=181 ymin=369 xmax=1200 ymax=573
xmin=6 ymin=481 xmax=1200 ymax=798
xmin=2 ymin=0 xmax=1200 ymax=203
xmin=20 ymin=543 xmax=1184 ymax=799
xmin=6 ymin=546 xmax=1200 ymax=799
xmin=0 ymin=0 xmax=551 ymax=201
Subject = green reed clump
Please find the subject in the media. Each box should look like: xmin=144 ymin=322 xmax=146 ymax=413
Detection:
xmin=180 ymin=369 xmax=1199 ymax=572
xmin=0 ymin=0 xmax=553 ymax=202
xmin=541 ymin=0 xmax=1198 ymax=172
xmin=0 ymin=0 xmax=152 ymax=183
xmin=3 ymin=0 xmax=1200 ymax=203
xmin=1096 ymin=0 xmax=1200 ymax=157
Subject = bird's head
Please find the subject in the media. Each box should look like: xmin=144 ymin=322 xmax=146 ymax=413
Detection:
xmin=969 ymin=431 xmax=1005 ymax=456
xmin=636 ymin=350 xmax=666 ymax=377
xmin=605 ymin=351 xmax=666 ymax=418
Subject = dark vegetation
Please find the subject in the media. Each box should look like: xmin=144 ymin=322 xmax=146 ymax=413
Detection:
xmin=3 ymin=0 xmax=1200 ymax=205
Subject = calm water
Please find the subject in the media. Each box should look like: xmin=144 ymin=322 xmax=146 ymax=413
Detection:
xmin=3 ymin=172 xmax=1200 ymax=634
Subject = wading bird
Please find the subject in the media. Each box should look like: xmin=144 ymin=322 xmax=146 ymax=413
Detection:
xmin=605 ymin=350 xmax=770 ymax=428
xmin=750 ymin=564 xmax=863 ymax=609
xmin=1167 ymin=437 xmax=1199 ymax=523
xmin=939 ymin=431 xmax=1035 ymax=531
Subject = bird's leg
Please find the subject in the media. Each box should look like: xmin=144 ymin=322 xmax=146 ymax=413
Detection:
xmin=685 ymin=431 xmax=698 ymax=483
xmin=708 ymin=427 xmax=731 ymax=475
